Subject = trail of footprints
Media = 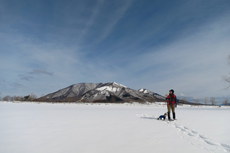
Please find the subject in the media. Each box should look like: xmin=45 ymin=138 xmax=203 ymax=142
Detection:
xmin=137 ymin=114 xmax=230 ymax=152
xmin=171 ymin=123 xmax=230 ymax=153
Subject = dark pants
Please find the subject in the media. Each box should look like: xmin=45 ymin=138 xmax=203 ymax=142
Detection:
xmin=167 ymin=103 xmax=176 ymax=120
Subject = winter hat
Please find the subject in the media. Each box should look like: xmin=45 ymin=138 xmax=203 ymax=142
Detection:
xmin=169 ymin=89 xmax=174 ymax=94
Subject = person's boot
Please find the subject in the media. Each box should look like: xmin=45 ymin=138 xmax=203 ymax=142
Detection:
xmin=173 ymin=112 xmax=176 ymax=120
xmin=168 ymin=112 xmax=171 ymax=121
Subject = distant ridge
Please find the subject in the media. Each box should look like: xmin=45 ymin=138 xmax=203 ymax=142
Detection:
xmin=38 ymin=82 xmax=165 ymax=103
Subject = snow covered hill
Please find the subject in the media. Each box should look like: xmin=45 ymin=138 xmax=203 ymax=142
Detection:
xmin=38 ymin=82 xmax=165 ymax=103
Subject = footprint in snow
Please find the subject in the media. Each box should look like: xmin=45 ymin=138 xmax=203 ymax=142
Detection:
xmin=172 ymin=122 xmax=230 ymax=153
xmin=221 ymin=143 xmax=230 ymax=152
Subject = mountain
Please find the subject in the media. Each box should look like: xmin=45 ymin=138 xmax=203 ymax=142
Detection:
xmin=38 ymin=82 xmax=165 ymax=103
xmin=39 ymin=83 xmax=100 ymax=102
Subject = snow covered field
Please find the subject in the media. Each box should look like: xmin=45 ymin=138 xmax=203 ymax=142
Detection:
xmin=0 ymin=102 xmax=230 ymax=153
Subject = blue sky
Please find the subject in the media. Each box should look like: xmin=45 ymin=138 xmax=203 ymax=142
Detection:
xmin=0 ymin=0 xmax=230 ymax=98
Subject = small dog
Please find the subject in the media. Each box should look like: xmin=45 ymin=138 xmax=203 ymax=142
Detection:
xmin=157 ymin=113 xmax=167 ymax=120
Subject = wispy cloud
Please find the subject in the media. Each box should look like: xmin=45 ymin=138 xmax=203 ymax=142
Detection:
xmin=77 ymin=0 xmax=105 ymax=43
xmin=29 ymin=69 xmax=53 ymax=76
xmin=19 ymin=75 xmax=34 ymax=81
xmin=19 ymin=69 xmax=53 ymax=81
xmin=0 ymin=0 xmax=230 ymax=98
xmin=120 ymin=14 xmax=230 ymax=97
xmin=92 ymin=0 xmax=134 ymax=44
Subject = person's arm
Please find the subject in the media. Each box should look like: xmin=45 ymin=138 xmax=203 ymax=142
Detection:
xmin=175 ymin=95 xmax=177 ymax=107
xmin=165 ymin=95 xmax=170 ymax=101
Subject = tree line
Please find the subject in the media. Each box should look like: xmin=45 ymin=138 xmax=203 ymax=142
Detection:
xmin=1 ymin=94 xmax=38 ymax=102
xmin=180 ymin=97 xmax=230 ymax=106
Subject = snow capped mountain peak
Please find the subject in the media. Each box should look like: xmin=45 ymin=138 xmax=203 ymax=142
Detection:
xmin=111 ymin=82 xmax=127 ymax=88
xmin=138 ymin=88 xmax=150 ymax=94
xmin=96 ymin=86 xmax=121 ymax=93
xmin=95 ymin=82 xmax=126 ymax=93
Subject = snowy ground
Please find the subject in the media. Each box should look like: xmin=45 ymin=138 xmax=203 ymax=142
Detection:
xmin=0 ymin=102 xmax=230 ymax=153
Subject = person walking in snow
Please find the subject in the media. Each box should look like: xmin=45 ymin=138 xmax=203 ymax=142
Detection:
xmin=166 ymin=89 xmax=177 ymax=120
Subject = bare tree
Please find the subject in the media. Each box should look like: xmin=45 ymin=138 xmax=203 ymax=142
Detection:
xmin=194 ymin=98 xmax=200 ymax=104
xmin=24 ymin=94 xmax=37 ymax=101
xmin=2 ymin=96 xmax=13 ymax=101
xmin=204 ymin=97 xmax=209 ymax=105
xmin=13 ymin=96 xmax=24 ymax=101
xmin=223 ymin=99 xmax=229 ymax=105
xmin=210 ymin=97 xmax=216 ymax=105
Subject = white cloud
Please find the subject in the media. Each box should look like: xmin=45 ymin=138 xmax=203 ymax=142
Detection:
xmin=120 ymin=14 xmax=230 ymax=98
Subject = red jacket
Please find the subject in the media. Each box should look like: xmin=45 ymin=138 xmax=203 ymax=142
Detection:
xmin=166 ymin=94 xmax=177 ymax=104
